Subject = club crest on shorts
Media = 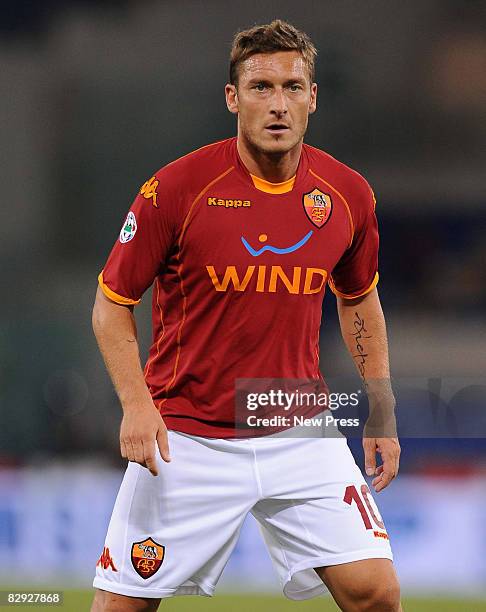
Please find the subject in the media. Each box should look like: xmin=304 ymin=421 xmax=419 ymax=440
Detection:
xmin=302 ymin=188 xmax=332 ymax=228
xmin=119 ymin=211 xmax=137 ymax=243
xmin=131 ymin=537 xmax=165 ymax=579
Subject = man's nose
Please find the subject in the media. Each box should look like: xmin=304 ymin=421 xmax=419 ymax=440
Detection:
xmin=270 ymin=88 xmax=288 ymax=116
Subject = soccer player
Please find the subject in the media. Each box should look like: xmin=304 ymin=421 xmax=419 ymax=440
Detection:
xmin=91 ymin=19 xmax=401 ymax=612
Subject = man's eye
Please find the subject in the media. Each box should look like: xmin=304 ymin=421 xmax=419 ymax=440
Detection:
xmin=254 ymin=84 xmax=267 ymax=91
xmin=289 ymin=84 xmax=302 ymax=91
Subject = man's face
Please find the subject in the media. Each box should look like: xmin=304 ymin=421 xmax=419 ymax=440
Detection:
xmin=226 ymin=50 xmax=317 ymax=156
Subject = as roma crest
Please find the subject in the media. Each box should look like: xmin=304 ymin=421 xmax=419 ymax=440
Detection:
xmin=131 ymin=537 xmax=165 ymax=579
xmin=303 ymin=188 xmax=332 ymax=228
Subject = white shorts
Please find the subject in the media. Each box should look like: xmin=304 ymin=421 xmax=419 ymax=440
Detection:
xmin=93 ymin=430 xmax=393 ymax=600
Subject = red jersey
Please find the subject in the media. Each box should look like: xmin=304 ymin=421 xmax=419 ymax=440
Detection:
xmin=99 ymin=137 xmax=379 ymax=437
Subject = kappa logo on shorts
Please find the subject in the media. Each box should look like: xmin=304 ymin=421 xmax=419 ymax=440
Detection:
xmin=96 ymin=546 xmax=118 ymax=572
xmin=302 ymin=188 xmax=332 ymax=228
xmin=131 ymin=537 xmax=165 ymax=579
xmin=140 ymin=176 xmax=159 ymax=208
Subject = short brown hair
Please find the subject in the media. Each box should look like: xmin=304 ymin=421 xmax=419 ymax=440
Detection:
xmin=229 ymin=19 xmax=317 ymax=85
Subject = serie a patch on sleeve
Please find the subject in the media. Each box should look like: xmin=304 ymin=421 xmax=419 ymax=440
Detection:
xmin=119 ymin=211 xmax=137 ymax=243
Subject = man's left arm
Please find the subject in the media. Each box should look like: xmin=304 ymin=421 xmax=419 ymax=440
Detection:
xmin=337 ymin=287 xmax=400 ymax=492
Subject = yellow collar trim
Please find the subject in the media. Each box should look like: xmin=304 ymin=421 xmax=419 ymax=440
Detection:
xmin=250 ymin=173 xmax=296 ymax=194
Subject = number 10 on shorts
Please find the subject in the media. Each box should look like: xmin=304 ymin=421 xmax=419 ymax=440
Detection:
xmin=344 ymin=484 xmax=388 ymax=536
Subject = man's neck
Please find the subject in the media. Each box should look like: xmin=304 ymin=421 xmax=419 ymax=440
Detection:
xmin=237 ymin=136 xmax=302 ymax=183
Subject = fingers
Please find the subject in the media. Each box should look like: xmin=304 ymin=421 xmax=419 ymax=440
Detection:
xmin=120 ymin=439 xmax=128 ymax=460
xmin=363 ymin=438 xmax=377 ymax=476
xmin=394 ymin=441 xmax=401 ymax=477
xmin=142 ymin=438 xmax=158 ymax=477
xmin=119 ymin=409 xmax=171 ymax=475
xmin=131 ymin=440 xmax=145 ymax=466
xmin=120 ymin=438 xmax=138 ymax=464
xmin=373 ymin=463 xmax=394 ymax=492
xmin=371 ymin=438 xmax=400 ymax=492
xmin=371 ymin=465 xmax=384 ymax=487
xmin=120 ymin=437 xmax=160 ymax=476
xmin=157 ymin=428 xmax=171 ymax=463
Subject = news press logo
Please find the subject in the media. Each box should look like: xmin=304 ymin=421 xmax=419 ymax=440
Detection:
xmin=234 ymin=379 xmax=364 ymax=436
xmin=245 ymin=387 xmax=361 ymax=429
xmin=236 ymin=377 xmax=486 ymax=439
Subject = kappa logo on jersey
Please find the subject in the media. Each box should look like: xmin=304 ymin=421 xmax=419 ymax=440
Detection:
xmin=96 ymin=547 xmax=118 ymax=572
xmin=119 ymin=211 xmax=137 ymax=243
xmin=207 ymin=196 xmax=251 ymax=208
xmin=303 ymin=188 xmax=332 ymax=228
xmin=131 ymin=537 xmax=165 ymax=579
xmin=140 ymin=176 xmax=159 ymax=208
xmin=206 ymin=265 xmax=327 ymax=295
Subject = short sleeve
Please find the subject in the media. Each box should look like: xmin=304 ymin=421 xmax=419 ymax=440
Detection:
xmin=98 ymin=174 xmax=177 ymax=305
xmin=328 ymin=184 xmax=379 ymax=299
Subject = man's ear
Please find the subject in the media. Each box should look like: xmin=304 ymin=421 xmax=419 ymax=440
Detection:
xmin=308 ymin=82 xmax=317 ymax=115
xmin=225 ymin=83 xmax=239 ymax=115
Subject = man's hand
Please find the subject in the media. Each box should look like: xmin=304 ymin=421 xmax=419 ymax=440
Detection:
xmin=120 ymin=403 xmax=171 ymax=476
xmin=363 ymin=437 xmax=400 ymax=493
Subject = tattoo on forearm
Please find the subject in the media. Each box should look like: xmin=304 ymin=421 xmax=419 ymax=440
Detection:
xmin=351 ymin=311 xmax=371 ymax=378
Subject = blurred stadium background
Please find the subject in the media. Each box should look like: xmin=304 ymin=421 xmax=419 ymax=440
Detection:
xmin=1 ymin=0 xmax=486 ymax=609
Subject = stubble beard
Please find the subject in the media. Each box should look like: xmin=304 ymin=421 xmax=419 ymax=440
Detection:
xmin=240 ymin=123 xmax=305 ymax=163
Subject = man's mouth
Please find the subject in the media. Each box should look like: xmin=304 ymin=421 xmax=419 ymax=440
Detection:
xmin=265 ymin=123 xmax=290 ymax=134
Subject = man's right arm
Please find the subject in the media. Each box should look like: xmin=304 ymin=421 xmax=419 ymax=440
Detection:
xmin=92 ymin=286 xmax=171 ymax=476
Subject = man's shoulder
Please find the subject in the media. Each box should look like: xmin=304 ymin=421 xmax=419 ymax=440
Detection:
xmin=303 ymin=143 xmax=373 ymax=203
xmin=153 ymin=138 xmax=235 ymax=192
xmin=303 ymin=143 xmax=375 ymax=223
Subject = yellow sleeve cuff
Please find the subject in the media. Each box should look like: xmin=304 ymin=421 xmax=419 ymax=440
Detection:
xmin=98 ymin=271 xmax=141 ymax=305
xmin=328 ymin=271 xmax=379 ymax=299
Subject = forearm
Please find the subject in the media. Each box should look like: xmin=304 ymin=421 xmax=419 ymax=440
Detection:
xmin=337 ymin=288 xmax=390 ymax=382
xmin=92 ymin=286 xmax=153 ymax=412
xmin=338 ymin=288 xmax=400 ymax=488
xmin=337 ymin=288 xmax=395 ymax=428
